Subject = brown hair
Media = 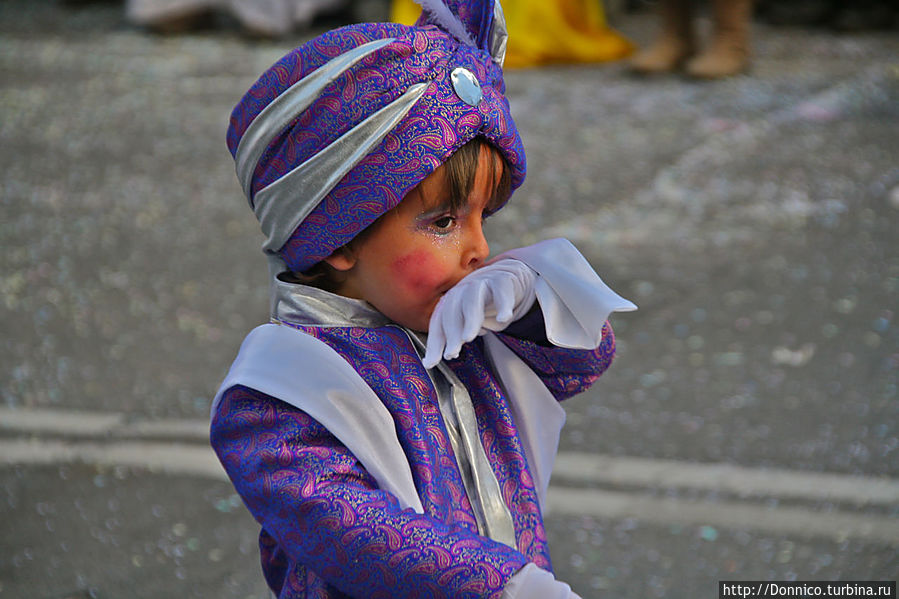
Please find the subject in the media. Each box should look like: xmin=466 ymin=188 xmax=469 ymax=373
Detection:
xmin=282 ymin=137 xmax=512 ymax=291
xmin=443 ymin=137 xmax=512 ymax=216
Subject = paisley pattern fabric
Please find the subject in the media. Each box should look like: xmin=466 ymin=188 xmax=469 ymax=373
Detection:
xmin=210 ymin=323 xmax=616 ymax=598
xmin=226 ymin=21 xmax=526 ymax=273
xmin=415 ymin=0 xmax=497 ymax=49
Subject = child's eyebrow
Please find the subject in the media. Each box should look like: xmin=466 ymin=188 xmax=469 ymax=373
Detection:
xmin=417 ymin=188 xmax=456 ymax=213
xmin=416 ymin=202 xmax=457 ymax=222
xmin=419 ymin=204 xmax=449 ymax=215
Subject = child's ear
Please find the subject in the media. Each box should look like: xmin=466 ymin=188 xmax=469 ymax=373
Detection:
xmin=323 ymin=247 xmax=356 ymax=271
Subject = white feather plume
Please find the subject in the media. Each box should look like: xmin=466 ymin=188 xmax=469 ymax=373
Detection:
xmin=412 ymin=0 xmax=476 ymax=46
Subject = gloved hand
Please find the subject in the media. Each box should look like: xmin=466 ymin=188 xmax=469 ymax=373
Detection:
xmin=423 ymin=258 xmax=537 ymax=368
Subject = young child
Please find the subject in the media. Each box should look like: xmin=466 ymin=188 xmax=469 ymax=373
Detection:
xmin=210 ymin=1 xmax=636 ymax=597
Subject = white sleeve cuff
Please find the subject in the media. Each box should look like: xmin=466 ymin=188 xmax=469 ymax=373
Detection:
xmin=501 ymin=563 xmax=583 ymax=599
xmin=496 ymin=238 xmax=637 ymax=349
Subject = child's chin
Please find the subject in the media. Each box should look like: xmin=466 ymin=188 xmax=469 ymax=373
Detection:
xmin=384 ymin=299 xmax=439 ymax=333
xmin=404 ymin=319 xmax=430 ymax=334
xmin=394 ymin=313 xmax=431 ymax=334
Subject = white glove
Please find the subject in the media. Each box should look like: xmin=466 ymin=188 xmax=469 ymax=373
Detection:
xmin=501 ymin=563 xmax=583 ymax=599
xmin=423 ymin=258 xmax=537 ymax=368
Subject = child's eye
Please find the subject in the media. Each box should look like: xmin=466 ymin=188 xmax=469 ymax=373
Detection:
xmin=432 ymin=216 xmax=455 ymax=230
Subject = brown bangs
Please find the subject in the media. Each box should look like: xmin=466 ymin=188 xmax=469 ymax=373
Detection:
xmin=442 ymin=137 xmax=512 ymax=215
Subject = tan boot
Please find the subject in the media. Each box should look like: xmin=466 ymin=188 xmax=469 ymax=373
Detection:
xmin=630 ymin=0 xmax=696 ymax=74
xmin=686 ymin=0 xmax=753 ymax=78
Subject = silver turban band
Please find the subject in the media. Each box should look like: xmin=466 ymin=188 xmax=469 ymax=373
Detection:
xmin=235 ymin=38 xmax=428 ymax=254
xmin=231 ymin=37 xmax=430 ymax=257
xmin=234 ymin=37 xmax=396 ymax=200
xmin=253 ymin=82 xmax=429 ymax=255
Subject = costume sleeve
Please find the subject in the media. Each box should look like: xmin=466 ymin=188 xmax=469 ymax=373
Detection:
xmin=485 ymin=238 xmax=632 ymax=401
xmin=496 ymin=320 xmax=616 ymax=401
xmin=211 ymin=384 xmax=531 ymax=599
xmin=496 ymin=238 xmax=636 ymax=351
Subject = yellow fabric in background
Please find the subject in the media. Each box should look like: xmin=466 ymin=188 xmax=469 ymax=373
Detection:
xmin=390 ymin=0 xmax=633 ymax=68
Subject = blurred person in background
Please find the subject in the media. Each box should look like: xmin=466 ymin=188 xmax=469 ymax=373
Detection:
xmin=629 ymin=0 xmax=753 ymax=78
xmin=125 ymin=0 xmax=352 ymax=36
xmin=392 ymin=0 xmax=634 ymax=67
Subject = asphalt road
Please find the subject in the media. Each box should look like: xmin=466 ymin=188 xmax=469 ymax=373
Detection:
xmin=1 ymin=1 xmax=897 ymax=597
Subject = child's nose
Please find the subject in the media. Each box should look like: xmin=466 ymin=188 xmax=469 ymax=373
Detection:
xmin=463 ymin=222 xmax=490 ymax=268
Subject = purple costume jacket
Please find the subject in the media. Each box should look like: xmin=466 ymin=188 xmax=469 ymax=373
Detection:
xmin=210 ymin=282 xmax=616 ymax=599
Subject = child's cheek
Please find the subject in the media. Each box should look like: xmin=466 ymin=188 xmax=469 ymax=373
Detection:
xmin=391 ymin=250 xmax=445 ymax=293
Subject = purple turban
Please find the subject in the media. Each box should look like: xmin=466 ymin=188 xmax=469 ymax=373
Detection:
xmin=225 ymin=0 xmax=526 ymax=273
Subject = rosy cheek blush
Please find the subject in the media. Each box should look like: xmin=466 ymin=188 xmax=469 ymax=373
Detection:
xmin=391 ymin=251 xmax=445 ymax=293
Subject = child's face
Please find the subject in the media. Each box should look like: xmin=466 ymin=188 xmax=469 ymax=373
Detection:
xmin=326 ymin=145 xmax=500 ymax=332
